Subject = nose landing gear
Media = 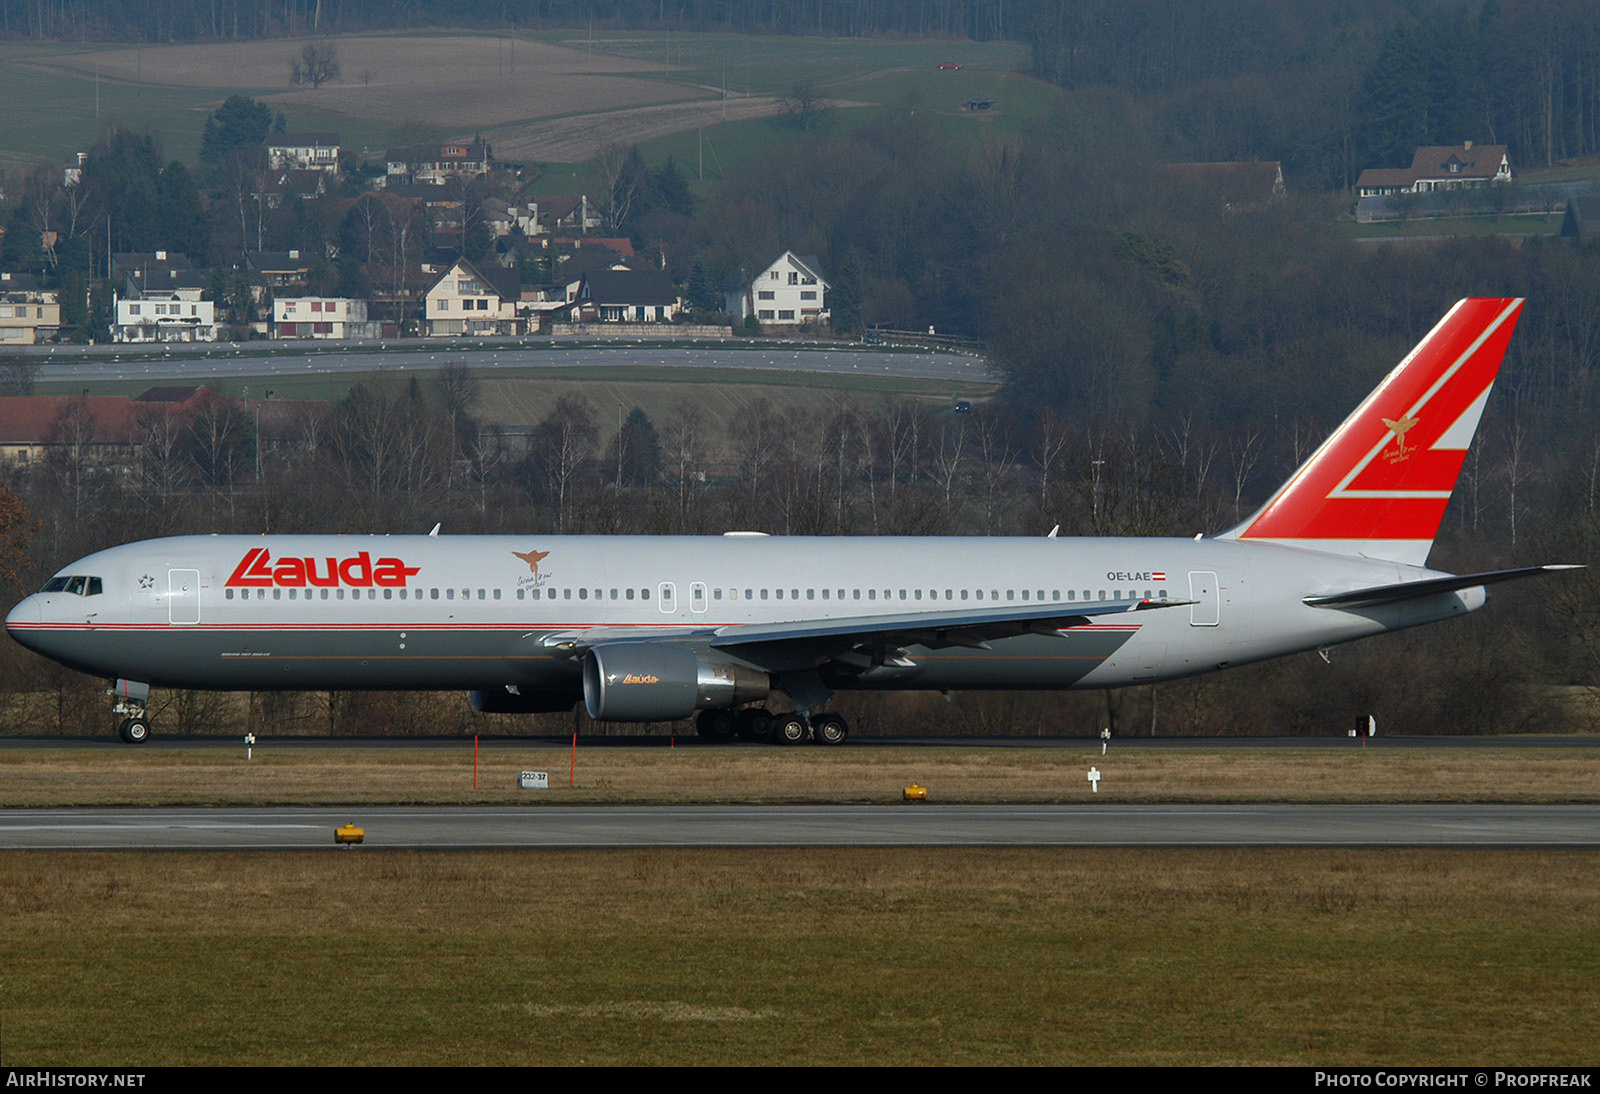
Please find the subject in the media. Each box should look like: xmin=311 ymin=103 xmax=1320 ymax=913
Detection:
xmin=111 ymin=679 xmax=152 ymax=744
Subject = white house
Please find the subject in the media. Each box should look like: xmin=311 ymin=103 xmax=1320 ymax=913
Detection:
xmin=265 ymin=133 xmax=341 ymax=173
xmin=424 ymin=258 xmax=524 ymax=336
xmin=721 ymin=251 xmax=829 ymax=325
xmin=1356 ymin=142 xmax=1513 ymax=198
xmin=274 ymin=297 xmax=380 ymax=340
xmin=113 ymin=289 xmax=216 ymax=343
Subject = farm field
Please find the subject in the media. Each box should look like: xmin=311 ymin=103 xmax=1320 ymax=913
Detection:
xmin=0 ymin=29 xmax=1035 ymax=172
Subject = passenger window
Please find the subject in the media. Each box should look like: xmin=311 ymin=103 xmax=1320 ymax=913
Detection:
xmin=626 ymin=588 xmax=635 ymax=600
xmin=226 ymin=588 xmax=234 ymax=600
xmin=447 ymin=589 xmax=455 ymax=600
xmin=579 ymin=588 xmax=588 ymax=600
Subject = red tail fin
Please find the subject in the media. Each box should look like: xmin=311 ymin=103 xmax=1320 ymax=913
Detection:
xmin=1223 ymin=297 xmax=1523 ymax=566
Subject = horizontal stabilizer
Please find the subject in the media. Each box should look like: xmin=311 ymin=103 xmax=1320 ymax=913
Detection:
xmin=1304 ymin=565 xmax=1582 ymax=609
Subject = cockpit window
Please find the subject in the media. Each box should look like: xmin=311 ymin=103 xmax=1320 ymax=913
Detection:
xmin=41 ymin=575 xmax=102 ymax=596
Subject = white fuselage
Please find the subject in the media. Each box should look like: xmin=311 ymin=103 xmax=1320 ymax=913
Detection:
xmin=5 ymin=533 xmax=1481 ymax=700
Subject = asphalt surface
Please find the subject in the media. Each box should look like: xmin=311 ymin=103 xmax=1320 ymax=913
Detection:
xmin=19 ymin=340 xmax=992 ymax=385
xmin=3 ymin=803 xmax=1596 ymax=850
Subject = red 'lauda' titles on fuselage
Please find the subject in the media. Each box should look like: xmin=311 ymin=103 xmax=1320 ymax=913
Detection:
xmin=225 ymin=548 xmax=421 ymax=588
xmin=1239 ymin=297 xmax=1522 ymax=542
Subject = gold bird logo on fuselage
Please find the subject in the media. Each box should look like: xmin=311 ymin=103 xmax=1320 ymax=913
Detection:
xmin=512 ymin=549 xmax=550 ymax=579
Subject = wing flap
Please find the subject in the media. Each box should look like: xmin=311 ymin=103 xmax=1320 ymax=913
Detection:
xmin=710 ymin=596 xmax=1189 ymax=651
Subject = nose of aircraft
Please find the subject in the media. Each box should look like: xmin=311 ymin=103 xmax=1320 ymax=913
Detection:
xmin=5 ymin=595 xmax=41 ymax=651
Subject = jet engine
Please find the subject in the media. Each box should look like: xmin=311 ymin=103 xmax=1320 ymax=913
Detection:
xmin=582 ymin=644 xmax=769 ymax=721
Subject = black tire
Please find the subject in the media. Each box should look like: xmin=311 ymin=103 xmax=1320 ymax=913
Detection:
xmin=773 ymin=713 xmax=808 ymax=746
xmin=119 ymin=718 xmax=151 ymax=744
xmin=814 ymin=713 xmax=848 ymax=746
xmin=695 ymin=708 xmax=736 ymax=741
xmin=735 ymin=708 xmax=773 ymax=741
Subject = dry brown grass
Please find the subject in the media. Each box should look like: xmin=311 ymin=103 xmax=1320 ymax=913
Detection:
xmin=41 ymin=34 xmax=702 ymax=133
xmin=2 ymin=847 xmax=1595 ymax=1064
xmin=490 ymin=93 xmax=869 ymax=162
xmin=1 ymin=743 xmax=1596 ymax=807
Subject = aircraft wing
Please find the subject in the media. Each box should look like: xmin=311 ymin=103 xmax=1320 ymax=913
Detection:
xmin=528 ymin=597 xmax=1188 ymax=660
xmin=707 ymin=597 xmax=1191 ymax=671
xmin=1303 ymin=565 xmax=1581 ymax=609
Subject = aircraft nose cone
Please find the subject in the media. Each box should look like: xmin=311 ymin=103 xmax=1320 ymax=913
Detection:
xmin=5 ymin=596 xmax=40 ymax=648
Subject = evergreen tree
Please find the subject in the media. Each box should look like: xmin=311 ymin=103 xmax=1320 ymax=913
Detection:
xmin=200 ymin=97 xmax=272 ymax=173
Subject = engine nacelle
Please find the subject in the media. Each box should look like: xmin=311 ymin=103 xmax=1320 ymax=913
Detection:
xmin=470 ymin=686 xmax=582 ymax=715
xmin=582 ymin=644 xmax=770 ymax=722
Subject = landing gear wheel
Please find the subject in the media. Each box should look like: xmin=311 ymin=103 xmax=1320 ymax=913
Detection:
xmin=735 ymin=708 xmax=773 ymax=741
xmin=119 ymin=717 xmax=150 ymax=744
xmin=695 ymin=708 xmax=737 ymax=741
xmin=773 ymin=713 xmax=808 ymax=746
xmin=813 ymin=713 xmax=849 ymax=746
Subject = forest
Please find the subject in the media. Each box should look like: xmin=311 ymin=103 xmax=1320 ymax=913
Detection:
xmin=1 ymin=1 xmax=1600 ymax=737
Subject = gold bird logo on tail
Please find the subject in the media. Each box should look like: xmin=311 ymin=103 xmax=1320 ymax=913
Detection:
xmin=1382 ymin=414 xmax=1420 ymax=462
xmin=512 ymin=549 xmax=550 ymax=579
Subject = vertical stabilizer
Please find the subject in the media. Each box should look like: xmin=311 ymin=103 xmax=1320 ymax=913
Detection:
xmin=1221 ymin=297 xmax=1524 ymax=566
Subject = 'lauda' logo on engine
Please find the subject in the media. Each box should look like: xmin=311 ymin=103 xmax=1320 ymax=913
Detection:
xmin=226 ymin=548 xmax=420 ymax=588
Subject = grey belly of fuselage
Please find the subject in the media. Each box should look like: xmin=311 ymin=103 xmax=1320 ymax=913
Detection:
xmin=36 ymin=623 xmax=1137 ymax=692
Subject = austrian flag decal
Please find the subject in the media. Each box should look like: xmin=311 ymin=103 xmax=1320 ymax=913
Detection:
xmin=227 ymin=547 xmax=420 ymax=589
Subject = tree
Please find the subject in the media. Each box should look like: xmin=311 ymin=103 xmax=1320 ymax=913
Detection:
xmin=200 ymin=96 xmax=272 ymax=172
xmin=607 ymin=407 xmax=662 ymax=488
xmin=0 ymin=485 xmax=38 ymax=593
xmin=291 ymin=41 xmax=341 ymax=89
xmin=685 ymin=259 xmax=717 ymax=313
xmin=781 ymin=78 xmax=827 ymax=132
xmin=0 ymin=355 xmax=36 ymax=395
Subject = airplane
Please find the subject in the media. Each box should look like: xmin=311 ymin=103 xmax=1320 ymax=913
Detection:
xmin=4 ymin=297 xmax=1576 ymax=744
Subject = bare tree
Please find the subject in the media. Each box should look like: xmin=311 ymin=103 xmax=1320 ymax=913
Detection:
xmin=290 ymin=40 xmax=341 ymax=89
xmin=0 ymin=355 xmax=37 ymax=396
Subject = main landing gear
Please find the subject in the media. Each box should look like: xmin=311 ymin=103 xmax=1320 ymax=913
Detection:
xmin=695 ymin=707 xmax=848 ymax=745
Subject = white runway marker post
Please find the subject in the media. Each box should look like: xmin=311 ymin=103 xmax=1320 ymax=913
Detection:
xmin=1088 ymin=767 xmax=1101 ymax=793
xmin=244 ymin=733 xmax=255 ymax=761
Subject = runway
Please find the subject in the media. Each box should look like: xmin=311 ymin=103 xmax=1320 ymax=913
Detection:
xmin=4 ymin=803 xmax=1597 ymax=850
xmin=18 ymin=341 xmax=990 ymax=385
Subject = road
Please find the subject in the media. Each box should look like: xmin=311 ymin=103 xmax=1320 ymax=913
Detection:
xmin=17 ymin=340 xmax=993 ymax=386
xmin=3 ymin=803 xmax=1596 ymax=850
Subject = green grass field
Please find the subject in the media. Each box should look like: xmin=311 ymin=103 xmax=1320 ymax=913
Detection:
xmin=2 ymin=846 xmax=1595 ymax=1065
